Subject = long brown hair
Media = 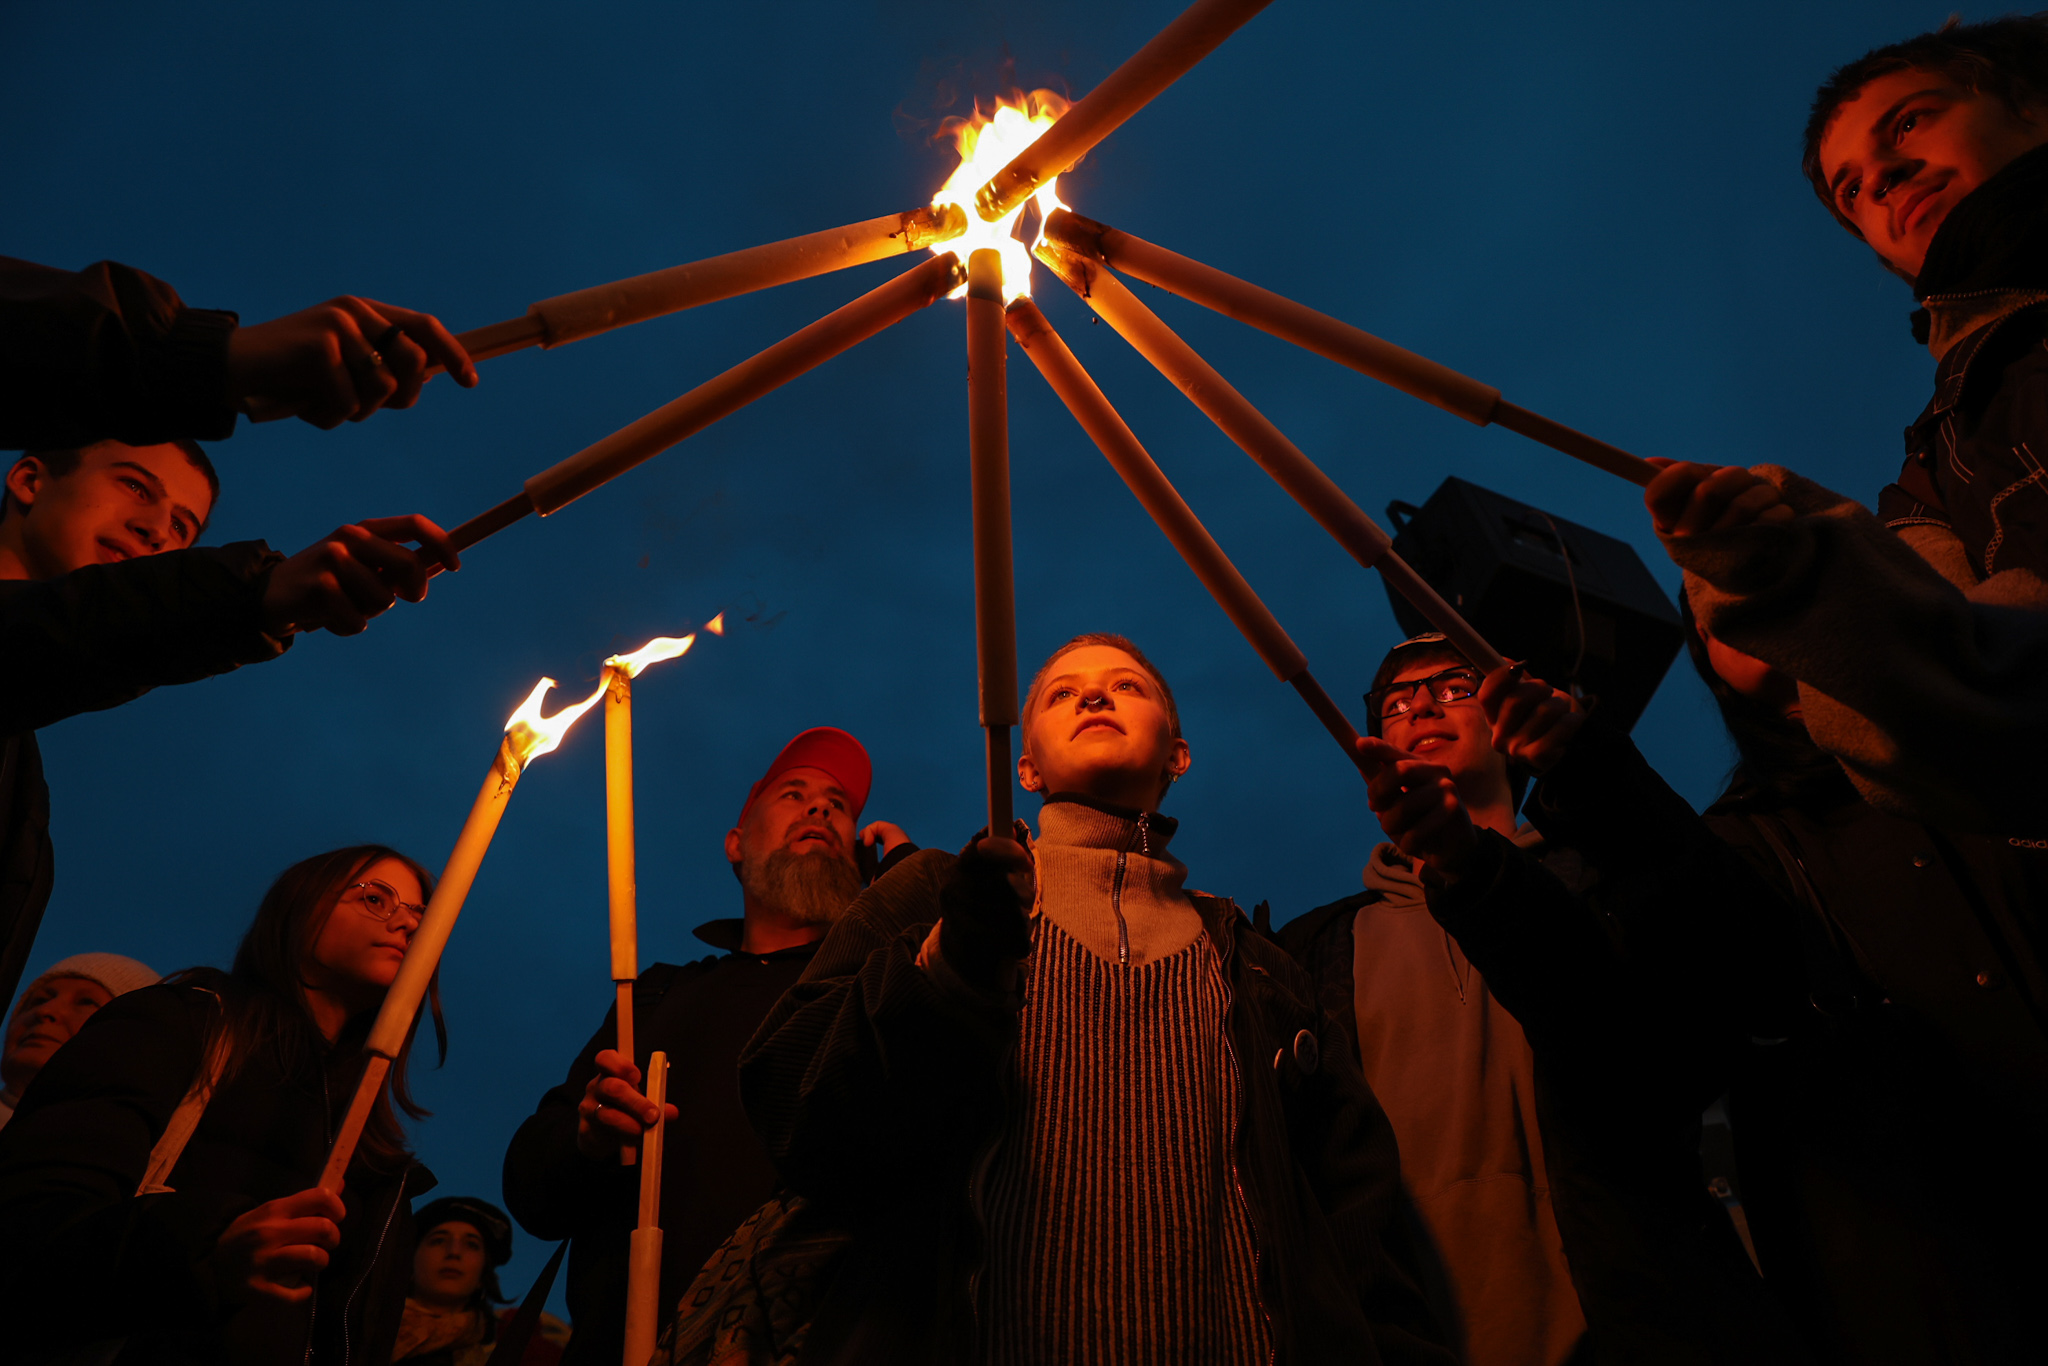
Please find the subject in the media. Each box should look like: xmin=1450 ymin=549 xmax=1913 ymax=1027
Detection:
xmin=169 ymin=845 xmax=445 ymax=1173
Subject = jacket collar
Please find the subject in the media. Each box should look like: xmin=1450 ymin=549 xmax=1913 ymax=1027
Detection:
xmin=689 ymin=917 xmax=822 ymax=960
xmin=1912 ymin=141 xmax=2048 ymax=349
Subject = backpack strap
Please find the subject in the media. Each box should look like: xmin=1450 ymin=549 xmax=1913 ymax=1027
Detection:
xmin=135 ymin=990 xmax=232 ymax=1197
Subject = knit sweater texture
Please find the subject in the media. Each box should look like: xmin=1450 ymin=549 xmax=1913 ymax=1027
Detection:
xmin=980 ymin=797 xmax=1269 ymax=1364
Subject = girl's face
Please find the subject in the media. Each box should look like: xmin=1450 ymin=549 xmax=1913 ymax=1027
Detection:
xmin=304 ymin=857 xmax=425 ymax=1012
xmin=1702 ymin=630 xmax=1802 ymax=722
xmin=412 ymin=1220 xmax=487 ymax=1305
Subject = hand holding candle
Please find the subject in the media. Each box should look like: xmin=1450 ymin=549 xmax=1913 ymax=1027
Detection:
xmin=600 ymin=616 xmax=724 ymax=1164
xmin=319 ymin=673 xmax=607 ymax=1193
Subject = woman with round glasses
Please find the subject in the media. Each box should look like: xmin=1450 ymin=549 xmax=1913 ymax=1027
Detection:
xmin=0 ymin=844 xmax=445 ymax=1366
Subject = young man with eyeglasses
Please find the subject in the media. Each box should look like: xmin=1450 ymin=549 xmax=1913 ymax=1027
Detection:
xmin=1278 ymin=634 xmax=1588 ymax=1366
xmin=0 ymin=436 xmax=463 ymax=1011
xmin=1296 ymin=639 xmax=1811 ymax=1364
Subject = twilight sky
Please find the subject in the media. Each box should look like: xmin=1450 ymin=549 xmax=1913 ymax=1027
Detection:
xmin=5 ymin=0 xmax=1944 ymax=1314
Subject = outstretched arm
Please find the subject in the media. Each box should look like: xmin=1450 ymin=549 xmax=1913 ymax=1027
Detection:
xmin=1649 ymin=459 xmax=2048 ymax=832
xmin=0 ymin=258 xmax=478 ymax=448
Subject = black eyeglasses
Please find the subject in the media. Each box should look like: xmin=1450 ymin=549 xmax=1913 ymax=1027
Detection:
xmin=341 ymin=880 xmax=426 ymax=926
xmin=1366 ymin=667 xmax=1485 ymax=722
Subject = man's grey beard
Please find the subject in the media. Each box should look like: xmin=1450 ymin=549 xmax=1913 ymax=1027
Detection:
xmin=742 ymin=847 xmax=863 ymax=926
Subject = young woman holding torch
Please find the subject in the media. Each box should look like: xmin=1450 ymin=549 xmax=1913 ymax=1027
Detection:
xmin=719 ymin=634 xmax=1455 ymax=1366
xmin=0 ymin=845 xmax=445 ymax=1366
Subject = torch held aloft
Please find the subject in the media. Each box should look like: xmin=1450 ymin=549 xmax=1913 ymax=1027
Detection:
xmin=1038 ymin=244 xmax=1504 ymax=673
xmin=1043 ymin=210 xmax=1657 ymax=487
xmin=441 ymin=251 xmax=965 ymax=553
xmin=1005 ymin=299 xmax=1367 ymax=771
xmin=605 ymin=666 xmax=640 ymax=1166
xmin=967 ymin=250 xmax=1018 ymax=837
xmin=321 ymin=736 xmax=526 ymax=1192
xmin=975 ymin=0 xmax=1277 ymax=222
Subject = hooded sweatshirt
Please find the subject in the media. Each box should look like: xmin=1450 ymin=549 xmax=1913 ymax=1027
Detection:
xmin=1350 ymin=837 xmax=1586 ymax=1366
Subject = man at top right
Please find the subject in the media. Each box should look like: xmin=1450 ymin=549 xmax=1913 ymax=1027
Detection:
xmin=1636 ymin=17 xmax=2048 ymax=834
xmin=1809 ymin=15 xmax=2048 ymax=581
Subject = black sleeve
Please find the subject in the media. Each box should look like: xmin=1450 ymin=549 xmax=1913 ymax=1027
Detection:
xmin=1518 ymin=723 xmax=1809 ymax=1046
xmin=0 ymin=541 xmax=289 ymax=737
xmin=1284 ymin=987 xmax=1460 ymax=1364
xmin=0 ymin=256 xmax=239 ymax=449
xmin=739 ymin=849 xmax=1013 ymax=1205
xmin=501 ymin=994 xmax=646 ymax=1242
xmin=1424 ymin=830 xmax=1635 ymax=1064
xmin=0 ymin=985 xmax=250 ymax=1344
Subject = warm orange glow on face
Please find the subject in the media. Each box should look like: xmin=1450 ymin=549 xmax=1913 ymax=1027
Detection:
xmin=930 ymin=89 xmax=1071 ymax=303
xmin=504 ymin=675 xmax=607 ymax=766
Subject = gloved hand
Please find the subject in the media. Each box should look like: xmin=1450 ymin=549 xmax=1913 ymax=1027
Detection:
xmin=937 ymin=835 xmax=1035 ymax=991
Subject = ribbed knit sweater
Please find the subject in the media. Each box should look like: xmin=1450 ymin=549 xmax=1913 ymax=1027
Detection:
xmin=979 ymin=797 xmax=1269 ymax=1365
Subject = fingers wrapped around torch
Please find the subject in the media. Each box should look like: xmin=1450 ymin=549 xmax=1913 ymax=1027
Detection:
xmin=1034 ymin=240 xmax=1506 ymax=674
xmin=1041 ymin=208 xmax=1658 ymax=487
xmin=245 ymin=206 xmax=967 ymax=423
xmin=1003 ymin=296 xmax=1367 ymax=774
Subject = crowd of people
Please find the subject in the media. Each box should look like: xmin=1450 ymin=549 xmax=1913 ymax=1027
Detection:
xmin=2 ymin=13 xmax=2046 ymax=1366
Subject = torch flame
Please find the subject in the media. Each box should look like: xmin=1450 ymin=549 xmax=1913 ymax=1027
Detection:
xmin=930 ymin=90 xmax=1070 ymax=304
xmin=503 ymin=675 xmax=608 ymax=766
xmin=705 ymin=613 xmax=726 ymax=636
xmin=606 ymin=633 xmax=695 ymax=679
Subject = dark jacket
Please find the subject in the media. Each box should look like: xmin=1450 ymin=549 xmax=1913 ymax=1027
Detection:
xmin=0 ymin=255 xmax=240 ymax=451
xmin=0 ymin=979 xmax=432 ymax=1366
xmin=1703 ymin=781 xmax=2048 ymax=1366
xmin=1301 ymin=725 xmax=1808 ymax=1366
xmin=738 ymin=846 xmax=1454 ymax=1366
xmin=503 ymin=938 xmax=820 ymax=1366
xmin=1883 ymin=141 xmax=2048 ymax=582
xmin=0 ymin=542 xmax=287 ymax=1007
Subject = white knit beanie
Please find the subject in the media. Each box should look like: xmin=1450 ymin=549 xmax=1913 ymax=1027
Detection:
xmin=24 ymin=953 xmax=160 ymax=1003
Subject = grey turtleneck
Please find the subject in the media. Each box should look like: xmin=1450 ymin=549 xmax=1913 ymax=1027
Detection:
xmin=1031 ymin=796 xmax=1204 ymax=967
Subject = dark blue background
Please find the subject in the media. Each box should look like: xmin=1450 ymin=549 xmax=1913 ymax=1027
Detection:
xmin=6 ymin=0 xmax=1936 ymax=1317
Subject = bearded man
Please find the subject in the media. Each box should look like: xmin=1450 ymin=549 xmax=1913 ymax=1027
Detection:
xmin=503 ymin=727 xmax=912 ymax=1366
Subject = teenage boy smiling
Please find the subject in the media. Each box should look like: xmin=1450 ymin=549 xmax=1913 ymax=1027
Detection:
xmin=0 ymin=435 xmax=460 ymax=1005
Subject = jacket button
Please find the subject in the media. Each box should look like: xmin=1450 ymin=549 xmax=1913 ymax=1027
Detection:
xmin=1977 ymin=970 xmax=1995 ymax=988
xmin=1293 ymin=1028 xmax=1320 ymax=1075
xmin=1912 ymin=853 xmax=1932 ymax=868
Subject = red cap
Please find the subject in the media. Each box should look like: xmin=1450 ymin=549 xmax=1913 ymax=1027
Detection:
xmin=735 ymin=727 xmax=872 ymax=829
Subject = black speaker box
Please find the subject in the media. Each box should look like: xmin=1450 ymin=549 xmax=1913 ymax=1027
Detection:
xmin=1382 ymin=477 xmax=1683 ymax=733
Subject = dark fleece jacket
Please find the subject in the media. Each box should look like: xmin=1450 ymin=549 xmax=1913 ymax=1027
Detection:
xmin=0 ymin=979 xmax=432 ymax=1366
xmin=0 ymin=255 xmax=239 ymax=450
xmin=0 ymin=541 xmax=286 ymax=1010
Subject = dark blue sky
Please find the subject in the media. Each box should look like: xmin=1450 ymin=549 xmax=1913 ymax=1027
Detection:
xmin=6 ymin=0 xmax=1941 ymax=1314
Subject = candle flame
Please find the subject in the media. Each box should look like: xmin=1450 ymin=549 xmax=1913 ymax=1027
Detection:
xmin=504 ymin=675 xmax=607 ymax=766
xmin=606 ymin=633 xmax=695 ymax=680
xmin=930 ymin=90 xmax=1070 ymax=304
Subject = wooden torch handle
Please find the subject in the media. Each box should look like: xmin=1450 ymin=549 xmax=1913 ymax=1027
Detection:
xmin=966 ymin=249 xmax=1018 ymax=838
